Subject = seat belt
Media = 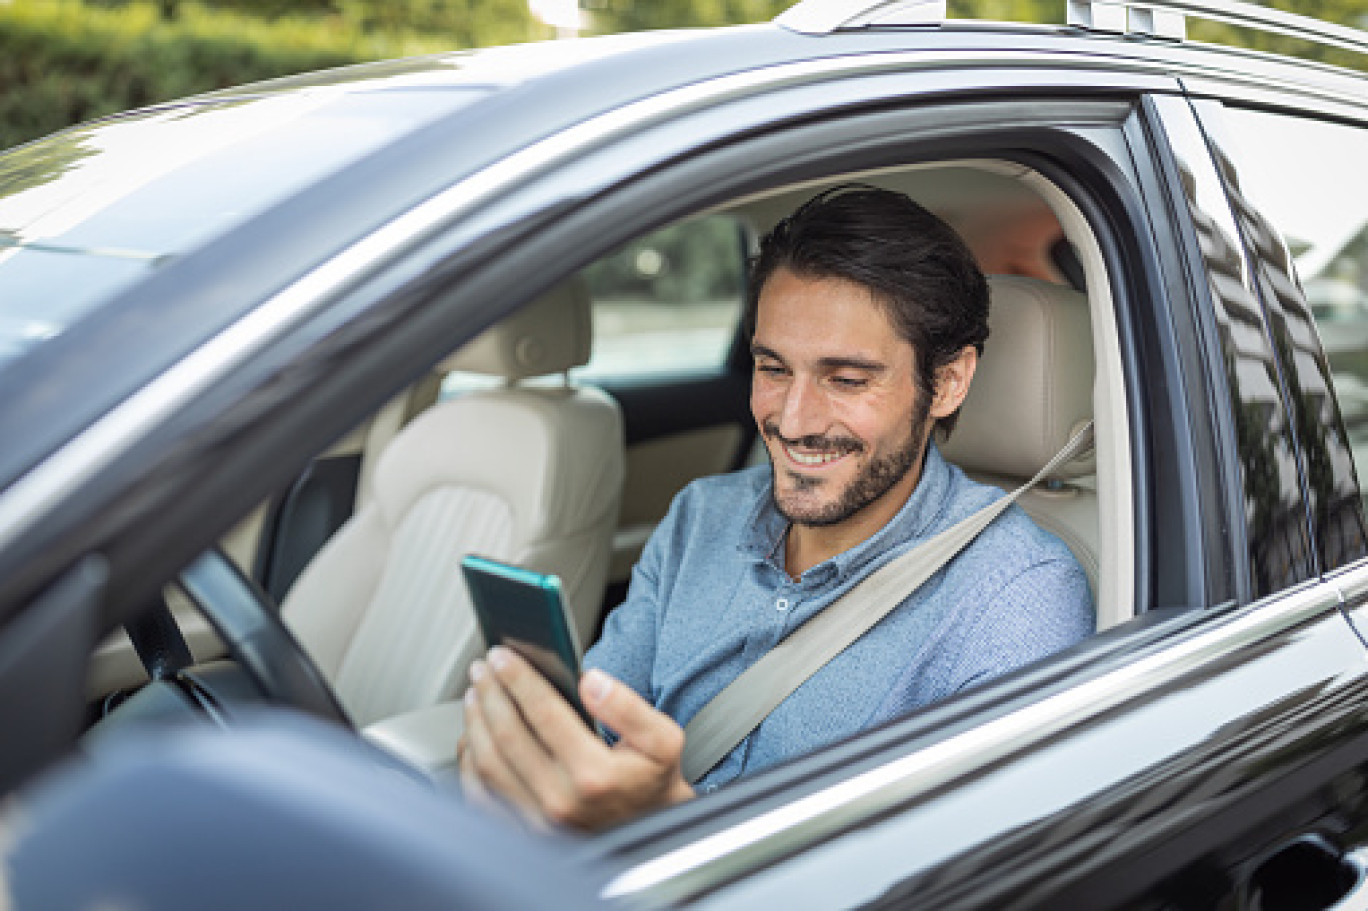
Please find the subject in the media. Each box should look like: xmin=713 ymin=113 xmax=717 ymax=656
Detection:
xmin=680 ymin=422 xmax=1095 ymax=785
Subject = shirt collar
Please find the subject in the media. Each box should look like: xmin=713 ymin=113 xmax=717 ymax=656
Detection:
xmin=740 ymin=440 xmax=955 ymax=581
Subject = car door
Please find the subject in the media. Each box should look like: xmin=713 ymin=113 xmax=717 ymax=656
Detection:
xmin=570 ymin=55 xmax=1368 ymax=911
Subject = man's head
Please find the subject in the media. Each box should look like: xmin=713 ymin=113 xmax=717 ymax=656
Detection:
xmin=747 ymin=186 xmax=989 ymax=530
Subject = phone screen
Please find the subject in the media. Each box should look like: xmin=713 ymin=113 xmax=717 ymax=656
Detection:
xmin=460 ymin=555 xmax=593 ymax=728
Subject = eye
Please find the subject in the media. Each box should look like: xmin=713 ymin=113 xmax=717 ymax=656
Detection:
xmin=755 ymin=363 xmax=789 ymax=378
xmin=829 ymin=375 xmax=868 ymax=390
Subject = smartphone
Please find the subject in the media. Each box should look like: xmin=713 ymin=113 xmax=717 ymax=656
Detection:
xmin=460 ymin=555 xmax=593 ymax=728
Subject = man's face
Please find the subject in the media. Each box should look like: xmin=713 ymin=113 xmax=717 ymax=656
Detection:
xmin=750 ymin=268 xmax=931 ymax=528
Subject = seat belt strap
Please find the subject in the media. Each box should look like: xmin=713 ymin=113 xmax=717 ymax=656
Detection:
xmin=680 ymin=422 xmax=1095 ymax=785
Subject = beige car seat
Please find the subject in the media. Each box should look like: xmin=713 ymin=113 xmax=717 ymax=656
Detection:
xmin=282 ymin=279 xmax=625 ymax=727
xmin=940 ymin=274 xmax=1099 ymax=605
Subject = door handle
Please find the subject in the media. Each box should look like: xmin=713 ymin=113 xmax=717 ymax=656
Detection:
xmin=1246 ymin=834 xmax=1367 ymax=910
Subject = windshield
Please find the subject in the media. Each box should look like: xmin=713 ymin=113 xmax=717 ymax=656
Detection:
xmin=0 ymin=84 xmax=487 ymax=372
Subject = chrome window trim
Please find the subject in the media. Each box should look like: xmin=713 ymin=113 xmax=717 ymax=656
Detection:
xmin=603 ymin=573 xmax=1362 ymax=905
xmin=1332 ymin=560 xmax=1368 ymax=604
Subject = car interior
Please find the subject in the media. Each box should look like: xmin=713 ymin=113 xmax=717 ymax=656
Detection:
xmin=82 ymin=156 xmax=1132 ymax=783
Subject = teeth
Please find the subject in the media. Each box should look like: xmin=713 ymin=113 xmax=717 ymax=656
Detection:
xmin=786 ymin=445 xmax=844 ymax=466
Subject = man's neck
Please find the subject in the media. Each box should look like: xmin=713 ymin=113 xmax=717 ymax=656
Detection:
xmin=783 ymin=454 xmax=927 ymax=580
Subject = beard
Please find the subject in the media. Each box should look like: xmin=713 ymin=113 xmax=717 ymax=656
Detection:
xmin=763 ymin=398 xmax=931 ymax=528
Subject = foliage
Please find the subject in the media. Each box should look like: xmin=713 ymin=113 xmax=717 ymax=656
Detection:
xmin=946 ymin=0 xmax=1061 ymax=23
xmin=5 ymin=0 xmax=1368 ymax=152
xmin=593 ymin=0 xmax=1367 ymax=39
xmin=589 ymin=0 xmax=788 ymax=32
xmin=1189 ymin=0 xmax=1368 ymax=72
xmin=0 ymin=0 xmax=539 ymax=151
xmin=151 ymin=0 xmax=543 ymax=43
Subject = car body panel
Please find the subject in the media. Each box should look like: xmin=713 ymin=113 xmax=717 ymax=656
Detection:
xmin=620 ymin=580 xmax=1368 ymax=907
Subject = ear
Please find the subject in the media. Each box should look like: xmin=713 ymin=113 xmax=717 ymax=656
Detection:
xmin=929 ymin=346 xmax=978 ymax=419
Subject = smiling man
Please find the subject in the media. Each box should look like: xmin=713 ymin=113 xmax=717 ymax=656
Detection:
xmin=459 ymin=186 xmax=1094 ymax=830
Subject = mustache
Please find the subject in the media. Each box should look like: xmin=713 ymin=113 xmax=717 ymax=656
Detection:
xmin=761 ymin=421 xmax=865 ymax=455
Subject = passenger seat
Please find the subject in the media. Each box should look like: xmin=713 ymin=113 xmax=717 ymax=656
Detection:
xmin=281 ymin=279 xmax=625 ymax=731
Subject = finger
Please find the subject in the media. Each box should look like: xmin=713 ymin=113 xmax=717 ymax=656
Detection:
xmin=461 ymin=679 xmax=543 ymax=816
xmin=469 ymin=659 xmax=561 ymax=779
xmin=458 ymin=740 xmax=491 ymax=802
xmin=487 ymin=646 xmax=605 ymax=764
xmin=579 ymin=668 xmax=684 ymax=766
xmin=458 ymin=736 xmax=550 ymax=832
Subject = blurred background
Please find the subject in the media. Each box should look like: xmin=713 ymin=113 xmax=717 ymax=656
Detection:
xmin=1 ymin=0 xmax=1366 ymax=152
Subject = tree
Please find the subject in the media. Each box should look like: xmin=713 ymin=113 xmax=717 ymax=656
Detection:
xmin=590 ymin=0 xmax=789 ymax=32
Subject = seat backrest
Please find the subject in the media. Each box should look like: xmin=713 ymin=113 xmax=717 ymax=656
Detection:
xmin=282 ymin=280 xmax=625 ymax=726
xmin=939 ymin=275 xmax=1099 ymax=602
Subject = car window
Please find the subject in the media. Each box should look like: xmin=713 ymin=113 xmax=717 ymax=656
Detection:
xmin=575 ymin=213 xmax=748 ymax=381
xmin=442 ymin=212 xmax=747 ymax=397
xmin=1215 ymin=108 xmax=1368 ymax=512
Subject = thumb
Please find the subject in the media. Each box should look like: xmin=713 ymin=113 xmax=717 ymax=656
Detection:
xmin=580 ymin=669 xmax=685 ymax=766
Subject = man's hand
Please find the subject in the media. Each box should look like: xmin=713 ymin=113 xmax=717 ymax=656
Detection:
xmin=458 ymin=646 xmax=695 ymax=831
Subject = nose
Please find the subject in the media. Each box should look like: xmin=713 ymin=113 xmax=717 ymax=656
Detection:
xmin=776 ymin=376 xmax=828 ymax=440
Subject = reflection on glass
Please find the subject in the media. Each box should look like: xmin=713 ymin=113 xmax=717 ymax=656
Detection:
xmin=1158 ymin=96 xmax=1317 ymax=595
xmin=1205 ymin=105 xmax=1368 ymax=575
xmin=0 ymin=85 xmax=487 ymax=373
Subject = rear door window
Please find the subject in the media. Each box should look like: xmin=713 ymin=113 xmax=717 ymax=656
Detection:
xmin=1207 ymin=105 xmax=1368 ymax=566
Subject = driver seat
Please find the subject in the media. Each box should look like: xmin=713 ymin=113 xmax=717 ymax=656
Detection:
xmin=940 ymin=274 xmax=1098 ymax=604
xmin=280 ymin=280 xmax=625 ymax=728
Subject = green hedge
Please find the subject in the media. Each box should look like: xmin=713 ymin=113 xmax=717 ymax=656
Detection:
xmin=0 ymin=0 xmax=538 ymax=151
xmin=6 ymin=0 xmax=1367 ymax=152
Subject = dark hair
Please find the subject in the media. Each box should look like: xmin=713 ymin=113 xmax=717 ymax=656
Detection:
xmin=745 ymin=184 xmax=990 ymax=437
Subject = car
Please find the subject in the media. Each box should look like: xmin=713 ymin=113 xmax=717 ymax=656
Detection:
xmin=4 ymin=0 xmax=1368 ymax=905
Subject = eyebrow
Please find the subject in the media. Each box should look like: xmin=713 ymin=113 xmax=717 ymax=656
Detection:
xmin=817 ymin=356 xmax=886 ymax=372
xmin=751 ymin=343 xmax=783 ymax=361
xmin=750 ymin=343 xmax=886 ymax=373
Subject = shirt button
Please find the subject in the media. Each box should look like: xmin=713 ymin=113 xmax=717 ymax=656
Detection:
xmin=776 ymin=597 xmax=790 ymax=611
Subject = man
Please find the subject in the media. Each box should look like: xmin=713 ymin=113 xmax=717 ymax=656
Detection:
xmin=459 ymin=186 xmax=1094 ymax=830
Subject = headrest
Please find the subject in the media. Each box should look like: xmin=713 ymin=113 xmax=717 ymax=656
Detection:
xmin=939 ymin=275 xmax=1094 ymax=480
xmin=439 ymin=278 xmax=593 ymax=380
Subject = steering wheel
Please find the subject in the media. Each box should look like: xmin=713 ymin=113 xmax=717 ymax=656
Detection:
xmin=125 ymin=548 xmax=350 ymax=727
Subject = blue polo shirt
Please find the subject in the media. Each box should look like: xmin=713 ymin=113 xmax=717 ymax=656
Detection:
xmin=584 ymin=442 xmax=1094 ymax=792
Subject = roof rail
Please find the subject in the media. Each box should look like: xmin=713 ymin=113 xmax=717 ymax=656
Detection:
xmin=776 ymin=0 xmax=1368 ymax=59
xmin=775 ymin=0 xmax=947 ymax=35
xmin=1068 ymin=0 xmax=1368 ymax=52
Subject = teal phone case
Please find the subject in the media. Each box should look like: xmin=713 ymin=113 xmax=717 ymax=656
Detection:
xmin=460 ymin=555 xmax=592 ymax=727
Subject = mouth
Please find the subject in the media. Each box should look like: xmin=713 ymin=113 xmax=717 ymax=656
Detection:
xmin=781 ymin=442 xmax=852 ymax=469
xmin=761 ymin=422 xmax=863 ymax=472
